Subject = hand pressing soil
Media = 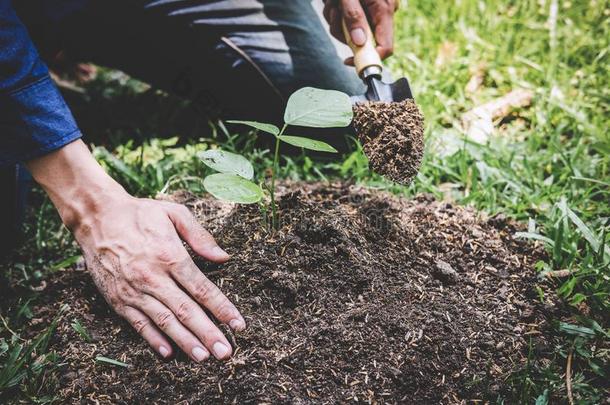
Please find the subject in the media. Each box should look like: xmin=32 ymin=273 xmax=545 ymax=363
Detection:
xmin=26 ymin=182 xmax=562 ymax=404
xmin=353 ymin=100 xmax=425 ymax=185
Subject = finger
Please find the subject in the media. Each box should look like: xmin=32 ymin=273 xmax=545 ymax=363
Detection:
xmin=149 ymin=278 xmax=234 ymax=360
xmin=174 ymin=259 xmax=246 ymax=332
xmin=340 ymin=0 xmax=368 ymax=46
xmin=139 ymin=294 xmax=212 ymax=363
xmin=329 ymin=7 xmax=346 ymax=44
xmin=122 ymin=305 xmax=173 ymax=359
xmin=376 ymin=44 xmax=393 ymax=60
xmin=372 ymin=13 xmax=395 ymax=60
xmin=322 ymin=0 xmax=333 ymax=23
xmin=165 ymin=203 xmax=230 ymax=263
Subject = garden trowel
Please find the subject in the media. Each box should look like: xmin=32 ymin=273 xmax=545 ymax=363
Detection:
xmin=342 ymin=20 xmax=413 ymax=103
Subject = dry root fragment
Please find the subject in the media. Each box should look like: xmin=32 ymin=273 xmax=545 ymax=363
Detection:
xmin=462 ymin=89 xmax=534 ymax=143
xmin=353 ymin=99 xmax=425 ymax=185
xmin=465 ymin=62 xmax=487 ymax=94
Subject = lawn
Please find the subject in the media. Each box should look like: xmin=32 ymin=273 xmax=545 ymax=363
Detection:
xmin=1 ymin=0 xmax=608 ymax=403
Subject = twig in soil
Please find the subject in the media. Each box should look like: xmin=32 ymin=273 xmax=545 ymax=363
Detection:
xmin=545 ymin=269 xmax=576 ymax=278
xmin=566 ymin=349 xmax=574 ymax=405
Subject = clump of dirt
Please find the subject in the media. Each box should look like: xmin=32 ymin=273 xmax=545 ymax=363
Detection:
xmin=34 ymin=183 xmax=557 ymax=403
xmin=353 ymin=100 xmax=425 ymax=185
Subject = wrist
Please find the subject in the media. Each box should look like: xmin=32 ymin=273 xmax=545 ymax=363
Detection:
xmin=26 ymin=140 xmax=129 ymax=231
xmin=59 ymin=176 xmax=129 ymax=233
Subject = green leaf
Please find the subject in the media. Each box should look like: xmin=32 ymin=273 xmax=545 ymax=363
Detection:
xmin=570 ymin=293 xmax=586 ymax=305
xmin=71 ymin=319 xmax=92 ymax=343
xmin=284 ymin=87 xmax=353 ymax=128
xmin=278 ymin=135 xmax=338 ymax=153
xmin=574 ymin=316 xmax=610 ymax=338
xmin=535 ymin=389 xmax=549 ymax=405
xmin=51 ymin=255 xmax=82 ymax=271
xmin=95 ymin=356 xmax=130 ymax=368
xmin=557 ymin=276 xmax=577 ymax=297
xmin=0 ymin=338 xmax=8 ymax=357
xmin=203 ymin=173 xmax=263 ymax=204
xmin=226 ymin=120 xmax=280 ymax=136
xmin=514 ymin=232 xmax=555 ymax=247
xmin=558 ymin=322 xmax=596 ymax=338
xmin=557 ymin=197 xmax=610 ymax=260
xmin=198 ymin=150 xmax=254 ymax=179
xmin=588 ymin=359 xmax=606 ymax=377
xmin=0 ymin=306 xmax=65 ymax=390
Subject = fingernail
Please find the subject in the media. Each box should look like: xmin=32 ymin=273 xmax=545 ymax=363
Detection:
xmin=192 ymin=346 xmax=209 ymax=362
xmin=159 ymin=346 xmax=170 ymax=358
xmin=350 ymin=28 xmax=366 ymax=45
xmin=212 ymin=246 xmax=229 ymax=259
xmin=213 ymin=342 xmax=230 ymax=359
xmin=229 ymin=318 xmax=246 ymax=332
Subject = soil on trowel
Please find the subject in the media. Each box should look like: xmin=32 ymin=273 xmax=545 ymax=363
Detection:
xmin=353 ymin=100 xmax=425 ymax=185
xmin=32 ymin=183 xmax=557 ymax=403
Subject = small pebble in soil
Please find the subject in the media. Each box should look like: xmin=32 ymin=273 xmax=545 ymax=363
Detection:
xmin=433 ymin=259 xmax=459 ymax=284
xmin=352 ymin=99 xmax=425 ymax=185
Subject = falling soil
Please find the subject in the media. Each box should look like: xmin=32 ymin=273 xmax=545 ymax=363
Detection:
xmin=353 ymin=100 xmax=425 ymax=185
xmin=27 ymin=183 xmax=558 ymax=403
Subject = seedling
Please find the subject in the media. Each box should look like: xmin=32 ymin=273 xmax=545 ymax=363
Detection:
xmin=199 ymin=87 xmax=353 ymax=229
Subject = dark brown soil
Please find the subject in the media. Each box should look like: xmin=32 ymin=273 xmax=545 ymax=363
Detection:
xmin=34 ymin=183 xmax=555 ymax=403
xmin=353 ymin=100 xmax=425 ymax=185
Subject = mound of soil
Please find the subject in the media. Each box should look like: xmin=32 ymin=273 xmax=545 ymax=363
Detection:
xmin=353 ymin=100 xmax=425 ymax=185
xmin=37 ymin=183 xmax=553 ymax=403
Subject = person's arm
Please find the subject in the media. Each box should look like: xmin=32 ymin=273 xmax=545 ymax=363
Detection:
xmin=2 ymin=0 xmax=245 ymax=361
xmin=322 ymin=0 xmax=399 ymax=64
xmin=27 ymin=140 xmax=246 ymax=361
xmin=0 ymin=0 xmax=81 ymax=164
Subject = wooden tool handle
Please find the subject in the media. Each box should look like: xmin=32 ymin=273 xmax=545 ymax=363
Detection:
xmin=342 ymin=19 xmax=382 ymax=77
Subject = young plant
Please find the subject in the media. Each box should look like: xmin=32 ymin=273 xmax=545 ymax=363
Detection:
xmin=199 ymin=87 xmax=353 ymax=229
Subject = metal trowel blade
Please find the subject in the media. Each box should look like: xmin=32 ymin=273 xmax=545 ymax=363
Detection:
xmin=350 ymin=76 xmax=413 ymax=104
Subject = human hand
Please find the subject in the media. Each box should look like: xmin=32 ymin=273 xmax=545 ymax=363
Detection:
xmin=74 ymin=193 xmax=245 ymax=362
xmin=323 ymin=0 xmax=399 ymax=65
xmin=26 ymin=140 xmax=244 ymax=363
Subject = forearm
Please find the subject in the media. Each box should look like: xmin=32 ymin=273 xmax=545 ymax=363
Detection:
xmin=25 ymin=139 xmax=126 ymax=230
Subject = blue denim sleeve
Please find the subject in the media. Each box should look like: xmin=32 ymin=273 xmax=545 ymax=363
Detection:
xmin=0 ymin=0 xmax=81 ymax=166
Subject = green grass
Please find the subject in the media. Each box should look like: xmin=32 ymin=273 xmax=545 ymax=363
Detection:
xmin=1 ymin=0 xmax=608 ymax=402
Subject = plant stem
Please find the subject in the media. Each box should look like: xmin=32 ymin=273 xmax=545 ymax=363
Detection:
xmin=270 ymin=124 xmax=287 ymax=230
xmin=258 ymin=200 xmax=268 ymax=230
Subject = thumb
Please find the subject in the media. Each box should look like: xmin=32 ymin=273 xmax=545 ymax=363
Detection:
xmin=340 ymin=0 xmax=368 ymax=46
xmin=165 ymin=203 xmax=230 ymax=263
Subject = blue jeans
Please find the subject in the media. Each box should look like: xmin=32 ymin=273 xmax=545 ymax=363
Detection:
xmin=19 ymin=0 xmax=363 ymax=123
